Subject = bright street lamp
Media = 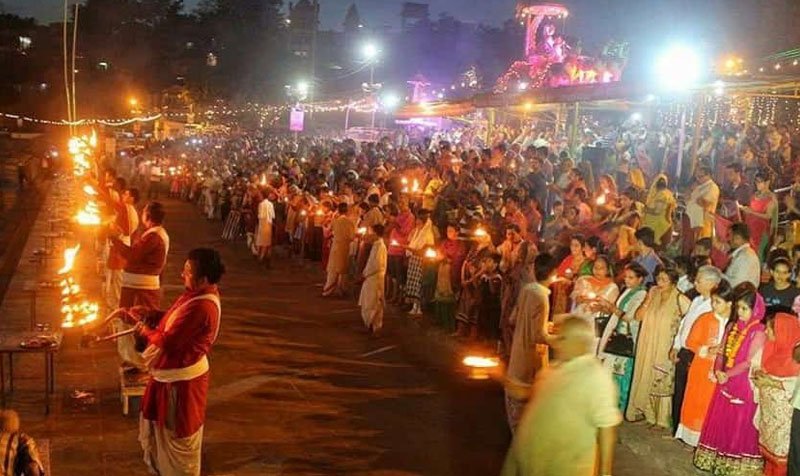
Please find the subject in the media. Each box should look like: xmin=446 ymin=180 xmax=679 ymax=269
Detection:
xmin=381 ymin=93 xmax=401 ymax=110
xmin=655 ymin=45 xmax=703 ymax=91
xmin=362 ymin=42 xmax=380 ymax=61
xmin=361 ymin=42 xmax=382 ymax=128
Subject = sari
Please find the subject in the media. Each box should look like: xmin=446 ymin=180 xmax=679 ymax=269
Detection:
xmin=626 ymin=285 xmax=687 ymax=426
xmin=694 ymin=296 xmax=767 ymax=476
xmin=642 ymin=174 xmax=676 ymax=245
xmin=676 ymin=311 xmax=727 ymax=447
xmin=744 ymin=193 xmax=777 ymax=261
xmin=598 ymin=285 xmax=647 ymax=412
xmin=756 ymin=313 xmax=800 ymax=476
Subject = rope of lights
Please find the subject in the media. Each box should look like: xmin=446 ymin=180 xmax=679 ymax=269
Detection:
xmin=0 ymin=112 xmax=163 ymax=127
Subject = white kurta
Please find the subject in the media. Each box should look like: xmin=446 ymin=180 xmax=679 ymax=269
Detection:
xmin=685 ymin=179 xmax=719 ymax=233
xmin=255 ymin=198 xmax=275 ymax=248
xmin=359 ymin=238 xmax=387 ymax=331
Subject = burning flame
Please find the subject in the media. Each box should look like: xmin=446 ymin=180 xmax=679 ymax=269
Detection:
xmin=75 ymin=201 xmax=101 ymax=225
xmin=89 ymin=129 xmax=98 ymax=148
xmin=83 ymin=184 xmax=98 ymax=196
xmin=596 ymin=194 xmax=607 ymax=205
xmin=315 ymin=209 xmax=324 ymax=217
xmin=68 ymin=137 xmax=83 ymax=155
xmin=357 ymin=227 xmax=367 ymax=235
xmin=424 ymin=247 xmax=438 ymax=259
xmin=390 ymin=239 xmax=399 ymax=246
xmin=411 ymin=179 xmax=421 ymax=193
xmin=463 ymin=356 xmax=500 ymax=368
xmin=260 ymin=174 xmax=267 ymax=186
xmin=474 ymin=227 xmax=488 ymax=238
xmin=58 ymin=244 xmax=81 ymax=275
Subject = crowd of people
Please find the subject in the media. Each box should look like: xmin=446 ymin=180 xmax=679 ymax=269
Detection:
xmin=99 ymin=116 xmax=800 ymax=476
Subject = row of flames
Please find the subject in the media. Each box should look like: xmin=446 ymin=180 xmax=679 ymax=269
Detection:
xmin=60 ymin=131 xmax=102 ymax=328
xmin=58 ymin=244 xmax=99 ymax=328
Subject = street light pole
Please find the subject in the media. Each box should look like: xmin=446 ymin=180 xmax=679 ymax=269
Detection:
xmin=370 ymin=63 xmax=376 ymax=129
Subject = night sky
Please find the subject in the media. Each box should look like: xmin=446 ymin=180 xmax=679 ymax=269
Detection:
xmin=2 ymin=0 xmax=518 ymax=30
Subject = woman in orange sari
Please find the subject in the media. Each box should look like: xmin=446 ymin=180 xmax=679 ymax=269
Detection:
xmin=675 ymin=280 xmax=733 ymax=447
xmin=754 ymin=312 xmax=800 ymax=476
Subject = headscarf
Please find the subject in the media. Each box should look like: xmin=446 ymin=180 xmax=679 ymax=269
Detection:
xmin=762 ymin=313 xmax=800 ymax=377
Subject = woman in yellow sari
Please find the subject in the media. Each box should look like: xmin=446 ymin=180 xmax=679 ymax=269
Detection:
xmin=643 ymin=174 xmax=676 ymax=246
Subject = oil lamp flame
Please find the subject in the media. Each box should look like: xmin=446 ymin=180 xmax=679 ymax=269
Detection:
xmin=474 ymin=227 xmax=488 ymax=238
xmin=58 ymin=244 xmax=81 ymax=275
xmin=83 ymin=184 xmax=98 ymax=196
xmin=463 ymin=356 xmax=500 ymax=368
xmin=424 ymin=247 xmax=438 ymax=259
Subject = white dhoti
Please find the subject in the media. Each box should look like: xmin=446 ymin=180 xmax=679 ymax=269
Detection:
xmin=106 ymin=268 xmax=123 ymax=309
xmin=139 ymin=415 xmax=203 ymax=476
xmin=359 ymin=276 xmax=385 ymax=331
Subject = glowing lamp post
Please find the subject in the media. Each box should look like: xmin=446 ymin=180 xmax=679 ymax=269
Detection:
xmin=362 ymin=41 xmax=382 ymax=128
xmin=655 ymin=45 xmax=705 ymax=180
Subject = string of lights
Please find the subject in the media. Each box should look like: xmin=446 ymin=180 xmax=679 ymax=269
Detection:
xmin=0 ymin=112 xmax=163 ymax=127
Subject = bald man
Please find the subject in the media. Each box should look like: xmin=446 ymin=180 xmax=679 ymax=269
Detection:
xmin=502 ymin=316 xmax=621 ymax=476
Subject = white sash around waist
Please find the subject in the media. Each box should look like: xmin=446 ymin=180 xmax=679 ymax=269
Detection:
xmin=122 ymin=271 xmax=160 ymax=290
xmin=150 ymin=355 xmax=209 ymax=383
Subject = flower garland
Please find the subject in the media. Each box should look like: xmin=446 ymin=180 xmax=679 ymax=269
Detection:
xmin=723 ymin=320 xmax=760 ymax=368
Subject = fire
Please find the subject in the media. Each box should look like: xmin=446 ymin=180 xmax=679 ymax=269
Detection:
xmin=463 ymin=356 xmax=500 ymax=368
xmin=424 ymin=247 xmax=438 ymax=259
xmin=315 ymin=208 xmax=324 ymax=217
xmin=89 ymin=129 xmax=98 ymax=148
xmin=596 ymin=194 xmax=606 ymax=205
xmin=411 ymin=179 xmax=421 ymax=193
xmin=474 ymin=227 xmax=488 ymax=238
xmin=390 ymin=239 xmax=399 ymax=246
xmin=260 ymin=174 xmax=267 ymax=186
xmin=75 ymin=201 xmax=102 ymax=225
xmin=83 ymin=184 xmax=98 ymax=196
xmin=68 ymin=137 xmax=83 ymax=155
xmin=357 ymin=227 xmax=367 ymax=235
xmin=58 ymin=244 xmax=81 ymax=275
xmin=61 ymin=301 xmax=99 ymax=328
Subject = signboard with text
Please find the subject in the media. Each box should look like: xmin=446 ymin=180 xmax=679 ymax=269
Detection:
xmin=289 ymin=108 xmax=304 ymax=132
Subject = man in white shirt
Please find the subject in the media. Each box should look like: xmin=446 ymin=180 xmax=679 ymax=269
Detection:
xmin=256 ymin=193 xmax=275 ymax=267
xmin=724 ymin=223 xmax=761 ymax=288
xmin=670 ymin=265 xmax=721 ymax=434
xmin=502 ymin=316 xmax=620 ymax=476
xmin=685 ymin=165 xmax=719 ymax=242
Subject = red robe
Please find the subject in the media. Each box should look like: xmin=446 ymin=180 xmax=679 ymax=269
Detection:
xmin=112 ymin=226 xmax=169 ymax=309
xmin=140 ymin=285 xmax=221 ymax=437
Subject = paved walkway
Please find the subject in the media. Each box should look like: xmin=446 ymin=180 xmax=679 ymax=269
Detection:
xmin=0 ymin=187 xmax=703 ymax=475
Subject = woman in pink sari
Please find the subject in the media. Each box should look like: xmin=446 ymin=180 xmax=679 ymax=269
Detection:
xmin=741 ymin=170 xmax=777 ymax=261
xmin=694 ymin=282 xmax=766 ymax=476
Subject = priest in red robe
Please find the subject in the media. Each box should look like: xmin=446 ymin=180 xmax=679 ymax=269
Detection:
xmin=111 ymin=201 xmax=170 ymax=310
xmin=133 ymin=247 xmax=225 ymax=476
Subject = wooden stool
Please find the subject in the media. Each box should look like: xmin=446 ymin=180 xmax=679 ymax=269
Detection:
xmin=119 ymin=367 xmax=147 ymax=416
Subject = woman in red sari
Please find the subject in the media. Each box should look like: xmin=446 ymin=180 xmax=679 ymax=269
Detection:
xmin=754 ymin=312 xmax=800 ymax=476
xmin=741 ymin=170 xmax=778 ymax=261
